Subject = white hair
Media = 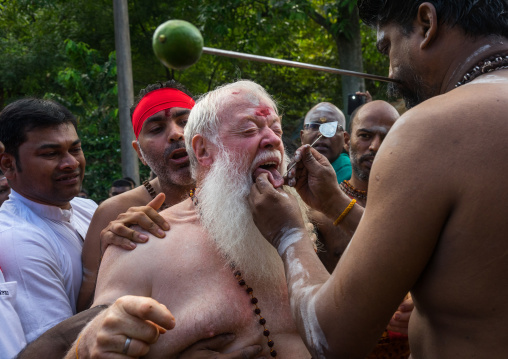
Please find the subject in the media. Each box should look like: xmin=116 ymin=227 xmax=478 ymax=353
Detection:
xmin=184 ymin=80 xmax=278 ymax=180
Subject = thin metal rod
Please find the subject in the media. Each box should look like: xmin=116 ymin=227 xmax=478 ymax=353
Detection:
xmin=202 ymin=47 xmax=397 ymax=83
xmin=284 ymin=134 xmax=323 ymax=176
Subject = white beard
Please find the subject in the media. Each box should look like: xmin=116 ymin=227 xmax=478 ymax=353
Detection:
xmin=196 ymin=148 xmax=287 ymax=284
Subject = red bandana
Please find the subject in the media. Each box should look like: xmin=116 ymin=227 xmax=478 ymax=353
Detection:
xmin=131 ymin=88 xmax=195 ymax=139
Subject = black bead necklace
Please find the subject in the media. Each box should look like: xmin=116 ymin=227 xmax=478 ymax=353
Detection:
xmin=455 ymin=54 xmax=508 ymax=88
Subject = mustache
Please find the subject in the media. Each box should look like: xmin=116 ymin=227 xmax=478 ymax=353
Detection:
xmin=359 ymin=152 xmax=376 ymax=163
xmin=249 ymin=149 xmax=282 ymax=171
xmin=164 ymin=141 xmax=186 ymax=158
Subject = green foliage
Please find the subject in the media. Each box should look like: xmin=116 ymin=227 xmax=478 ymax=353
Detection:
xmin=44 ymin=40 xmax=150 ymax=202
xmin=1 ymin=0 xmax=391 ymax=201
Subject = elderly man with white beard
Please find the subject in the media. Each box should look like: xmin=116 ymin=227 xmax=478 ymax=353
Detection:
xmin=65 ymin=80 xmax=311 ymax=359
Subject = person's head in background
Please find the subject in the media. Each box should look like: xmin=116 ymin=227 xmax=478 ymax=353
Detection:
xmin=300 ymin=102 xmax=349 ymax=164
xmin=108 ymin=178 xmax=135 ymax=197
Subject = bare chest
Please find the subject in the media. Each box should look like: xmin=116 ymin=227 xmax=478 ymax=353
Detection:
xmin=146 ymin=230 xmax=308 ymax=358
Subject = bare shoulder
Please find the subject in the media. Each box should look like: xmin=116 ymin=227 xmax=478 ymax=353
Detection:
xmin=392 ymin=80 xmax=508 ymax=135
xmin=97 ymin=186 xmax=152 ymax=218
xmin=94 ymin=198 xmax=198 ymax=305
xmin=85 ymin=187 xmax=152 ymax=239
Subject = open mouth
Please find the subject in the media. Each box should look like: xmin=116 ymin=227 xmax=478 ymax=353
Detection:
xmin=252 ymin=160 xmax=284 ymax=188
xmin=168 ymin=148 xmax=189 ymax=165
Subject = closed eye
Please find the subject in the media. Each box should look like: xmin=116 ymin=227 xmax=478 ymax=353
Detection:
xmin=243 ymin=128 xmax=259 ymax=136
xmin=272 ymin=128 xmax=283 ymax=137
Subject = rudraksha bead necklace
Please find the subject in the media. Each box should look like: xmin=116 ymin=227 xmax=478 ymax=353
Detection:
xmin=234 ymin=268 xmax=278 ymax=357
xmin=189 ymin=188 xmax=278 ymax=357
xmin=455 ymin=54 xmax=508 ymax=88
xmin=339 ymin=180 xmax=367 ymax=200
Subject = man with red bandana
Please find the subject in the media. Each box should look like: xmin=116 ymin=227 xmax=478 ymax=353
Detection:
xmin=66 ymin=80 xmax=311 ymax=359
xmin=79 ymin=80 xmax=196 ymax=311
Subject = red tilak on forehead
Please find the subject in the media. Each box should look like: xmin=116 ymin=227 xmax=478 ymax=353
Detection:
xmin=255 ymin=108 xmax=271 ymax=117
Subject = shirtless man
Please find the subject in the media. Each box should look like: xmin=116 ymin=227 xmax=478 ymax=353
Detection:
xmin=68 ymin=80 xmax=310 ymax=358
xmin=316 ymin=100 xmax=399 ymax=272
xmin=19 ymin=81 xmax=260 ymax=359
xmin=78 ymin=80 xmax=195 ymax=311
xmin=306 ymin=101 xmax=410 ymax=358
xmin=248 ymin=1 xmax=508 ymax=358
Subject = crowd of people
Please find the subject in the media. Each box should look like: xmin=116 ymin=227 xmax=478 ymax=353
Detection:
xmin=1 ymin=1 xmax=508 ymax=358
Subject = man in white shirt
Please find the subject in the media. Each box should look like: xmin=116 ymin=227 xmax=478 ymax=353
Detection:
xmin=0 ymin=266 xmax=26 ymax=358
xmin=0 ymin=98 xmax=97 ymax=349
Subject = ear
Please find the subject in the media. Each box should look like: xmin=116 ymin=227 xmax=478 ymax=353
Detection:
xmin=344 ymin=132 xmax=351 ymax=153
xmin=132 ymin=140 xmax=148 ymax=166
xmin=417 ymin=2 xmax=438 ymax=49
xmin=0 ymin=153 xmax=17 ymax=179
xmin=192 ymin=134 xmax=214 ymax=167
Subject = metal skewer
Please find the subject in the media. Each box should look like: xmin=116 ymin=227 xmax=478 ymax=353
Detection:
xmin=202 ymin=47 xmax=397 ymax=83
xmin=284 ymin=134 xmax=323 ymax=177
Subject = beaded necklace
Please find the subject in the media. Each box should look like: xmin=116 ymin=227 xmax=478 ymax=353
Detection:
xmin=339 ymin=180 xmax=367 ymax=200
xmin=189 ymin=188 xmax=278 ymax=357
xmin=143 ymin=180 xmax=170 ymax=211
xmin=455 ymin=54 xmax=508 ymax=88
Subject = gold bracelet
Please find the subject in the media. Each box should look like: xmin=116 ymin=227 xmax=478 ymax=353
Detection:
xmin=333 ymin=199 xmax=356 ymax=226
xmin=76 ymin=334 xmax=82 ymax=359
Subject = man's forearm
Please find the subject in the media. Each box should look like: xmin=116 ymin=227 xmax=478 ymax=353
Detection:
xmin=277 ymin=229 xmax=331 ymax=359
xmin=16 ymin=305 xmax=108 ymax=359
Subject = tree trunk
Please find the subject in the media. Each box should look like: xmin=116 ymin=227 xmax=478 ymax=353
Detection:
xmin=335 ymin=7 xmax=365 ymax=125
xmin=113 ymin=0 xmax=140 ymax=184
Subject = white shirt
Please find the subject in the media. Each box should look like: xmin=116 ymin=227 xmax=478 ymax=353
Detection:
xmin=0 ymin=190 xmax=97 ymax=344
xmin=0 ymin=268 xmax=26 ymax=359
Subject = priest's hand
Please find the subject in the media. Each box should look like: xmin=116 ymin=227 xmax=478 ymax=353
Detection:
xmin=286 ymin=145 xmax=343 ymax=217
xmin=249 ymin=173 xmax=308 ymax=254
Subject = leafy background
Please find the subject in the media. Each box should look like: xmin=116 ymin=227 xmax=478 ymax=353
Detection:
xmin=0 ymin=0 xmax=391 ymax=202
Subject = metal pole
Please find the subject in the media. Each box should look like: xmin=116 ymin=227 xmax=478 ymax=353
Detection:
xmin=113 ymin=0 xmax=139 ymax=184
xmin=202 ymin=47 xmax=397 ymax=83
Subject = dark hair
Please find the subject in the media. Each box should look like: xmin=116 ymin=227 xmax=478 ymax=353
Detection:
xmin=0 ymin=98 xmax=77 ymax=161
xmin=358 ymin=0 xmax=508 ymax=38
xmin=130 ymin=80 xmax=194 ymax=118
xmin=122 ymin=176 xmax=136 ymax=187
xmin=111 ymin=178 xmax=135 ymax=188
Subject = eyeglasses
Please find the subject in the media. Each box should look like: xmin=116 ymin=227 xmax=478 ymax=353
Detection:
xmin=304 ymin=122 xmax=344 ymax=133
